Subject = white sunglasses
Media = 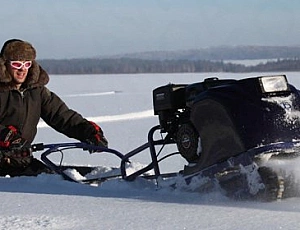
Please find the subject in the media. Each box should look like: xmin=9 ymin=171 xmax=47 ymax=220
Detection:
xmin=9 ymin=61 xmax=32 ymax=70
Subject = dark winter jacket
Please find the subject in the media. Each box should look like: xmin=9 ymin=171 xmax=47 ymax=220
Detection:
xmin=0 ymin=58 xmax=96 ymax=143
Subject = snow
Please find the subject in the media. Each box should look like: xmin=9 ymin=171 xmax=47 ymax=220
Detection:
xmin=2 ymin=72 xmax=300 ymax=230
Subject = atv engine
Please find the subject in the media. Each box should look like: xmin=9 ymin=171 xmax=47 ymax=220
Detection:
xmin=152 ymin=78 xmax=235 ymax=162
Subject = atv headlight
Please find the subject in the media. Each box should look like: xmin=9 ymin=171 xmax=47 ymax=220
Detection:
xmin=259 ymin=75 xmax=289 ymax=94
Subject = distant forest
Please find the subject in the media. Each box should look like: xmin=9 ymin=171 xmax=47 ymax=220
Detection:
xmin=38 ymin=58 xmax=300 ymax=74
xmin=38 ymin=46 xmax=300 ymax=74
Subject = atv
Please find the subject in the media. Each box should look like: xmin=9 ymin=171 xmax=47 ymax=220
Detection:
xmin=33 ymin=74 xmax=300 ymax=201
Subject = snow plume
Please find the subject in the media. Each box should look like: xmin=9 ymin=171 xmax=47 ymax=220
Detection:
xmin=266 ymin=157 xmax=300 ymax=178
xmin=264 ymin=157 xmax=300 ymax=193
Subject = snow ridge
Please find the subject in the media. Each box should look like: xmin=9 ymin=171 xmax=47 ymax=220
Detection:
xmin=37 ymin=110 xmax=154 ymax=128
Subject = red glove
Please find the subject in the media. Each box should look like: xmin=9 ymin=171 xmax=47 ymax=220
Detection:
xmin=86 ymin=121 xmax=108 ymax=148
xmin=0 ymin=125 xmax=32 ymax=168
xmin=0 ymin=125 xmax=28 ymax=150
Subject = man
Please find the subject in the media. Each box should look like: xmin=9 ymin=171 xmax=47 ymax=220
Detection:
xmin=0 ymin=39 xmax=108 ymax=176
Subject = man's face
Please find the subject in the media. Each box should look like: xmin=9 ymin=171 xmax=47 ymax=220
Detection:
xmin=6 ymin=60 xmax=32 ymax=87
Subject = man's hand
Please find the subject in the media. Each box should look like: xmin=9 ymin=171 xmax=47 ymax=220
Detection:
xmin=86 ymin=121 xmax=108 ymax=148
xmin=0 ymin=125 xmax=28 ymax=150
xmin=0 ymin=126 xmax=32 ymax=168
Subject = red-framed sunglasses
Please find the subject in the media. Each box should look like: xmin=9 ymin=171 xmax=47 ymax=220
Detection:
xmin=9 ymin=61 xmax=32 ymax=70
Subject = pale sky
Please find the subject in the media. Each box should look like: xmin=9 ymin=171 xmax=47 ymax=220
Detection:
xmin=1 ymin=0 xmax=299 ymax=59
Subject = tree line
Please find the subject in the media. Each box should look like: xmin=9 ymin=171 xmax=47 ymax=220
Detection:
xmin=38 ymin=58 xmax=300 ymax=75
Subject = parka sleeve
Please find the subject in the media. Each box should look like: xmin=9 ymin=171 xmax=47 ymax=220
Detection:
xmin=40 ymin=87 xmax=95 ymax=141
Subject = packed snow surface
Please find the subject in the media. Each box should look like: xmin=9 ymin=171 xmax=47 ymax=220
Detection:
xmin=2 ymin=72 xmax=300 ymax=230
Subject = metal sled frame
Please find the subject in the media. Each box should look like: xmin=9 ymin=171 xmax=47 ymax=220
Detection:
xmin=33 ymin=142 xmax=124 ymax=177
xmin=34 ymin=125 xmax=179 ymax=182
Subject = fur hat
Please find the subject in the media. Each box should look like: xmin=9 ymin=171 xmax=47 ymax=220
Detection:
xmin=0 ymin=39 xmax=36 ymax=61
xmin=0 ymin=39 xmax=49 ymax=88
